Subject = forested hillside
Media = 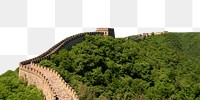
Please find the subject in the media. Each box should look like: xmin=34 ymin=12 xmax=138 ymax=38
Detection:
xmin=163 ymin=33 xmax=200 ymax=63
xmin=39 ymin=33 xmax=200 ymax=100
xmin=0 ymin=69 xmax=43 ymax=100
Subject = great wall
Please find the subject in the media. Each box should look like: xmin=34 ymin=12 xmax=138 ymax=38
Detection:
xmin=18 ymin=28 xmax=166 ymax=100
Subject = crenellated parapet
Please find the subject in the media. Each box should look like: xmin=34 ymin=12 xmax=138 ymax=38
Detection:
xmin=19 ymin=28 xmax=171 ymax=99
xmin=20 ymin=32 xmax=104 ymax=65
xmin=96 ymin=28 xmax=115 ymax=37
xmin=28 ymin=63 xmax=79 ymax=100
xmin=19 ymin=28 xmax=115 ymax=100
xmin=19 ymin=65 xmax=57 ymax=100
xmin=142 ymin=31 xmax=168 ymax=37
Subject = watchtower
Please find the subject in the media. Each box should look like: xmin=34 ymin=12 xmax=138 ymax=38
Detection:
xmin=96 ymin=28 xmax=115 ymax=38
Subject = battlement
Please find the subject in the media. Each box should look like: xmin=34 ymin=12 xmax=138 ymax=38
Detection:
xmin=19 ymin=63 xmax=78 ymax=100
xmin=19 ymin=28 xmax=171 ymax=100
xmin=142 ymin=31 xmax=168 ymax=37
xmin=19 ymin=30 xmax=105 ymax=100
xmin=19 ymin=65 xmax=57 ymax=100
xmin=96 ymin=28 xmax=115 ymax=38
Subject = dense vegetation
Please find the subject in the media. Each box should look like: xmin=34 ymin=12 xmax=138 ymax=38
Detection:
xmin=39 ymin=33 xmax=200 ymax=100
xmin=0 ymin=69 xmax=43 ymax=100
xmin=163 ymin=33 xmax=200 ymax=63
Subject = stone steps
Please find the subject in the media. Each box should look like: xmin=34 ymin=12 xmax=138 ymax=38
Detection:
xmin=19 ymin=30 xmax=112 ymax=100
xmin=31 ymin=65 xmax=73 ymax=100
xmin=44 ymin=72 xmax=71 ymax=99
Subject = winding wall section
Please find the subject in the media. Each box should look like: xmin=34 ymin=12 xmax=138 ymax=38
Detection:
xmin=19 ymin=32 xmax=104 ymax=100
xmin=19 ymin=28 xmax=168 ymax=99
xmin=18 ymin=28 xmax=169 ymax=99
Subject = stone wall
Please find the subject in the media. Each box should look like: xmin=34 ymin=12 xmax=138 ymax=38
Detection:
xmin=30 ymin=63 xmax=79 ymax=100
xmin=19 ymin=65 xmax=57 ymax=100
xmin=96 ymin=28 xmax=115 ymax=37
xmin=19 ymin=28 xmax=169 ymax=99
xmin=18 ymin=30 xmax=108 ymax=100
xmin=20 ymin=32 xmax=103 ymax=65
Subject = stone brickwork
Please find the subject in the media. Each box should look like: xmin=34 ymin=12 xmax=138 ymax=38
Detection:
xmin=19 ymin=64 xmax=57 ymax=100
xmin=96 ymin=28 xmax=115 ymax=37
xmin=142 ymin=31 xmax=168 ymax=37
xmin=19 ymin=28 xmax=115 ymax=100
xmin=20 ymin=32 xmax=104 ymax=65
xmin=19 ymin=28 xmax=171 ymax=99
xmin=19 ymin=63 xmax=78 ymax=100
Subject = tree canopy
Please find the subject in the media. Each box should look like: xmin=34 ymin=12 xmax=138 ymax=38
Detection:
xmin=0 ymin=69 xmax=43 ymax=100
xmin=39 ymin=33 xmax=200 ymax=100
